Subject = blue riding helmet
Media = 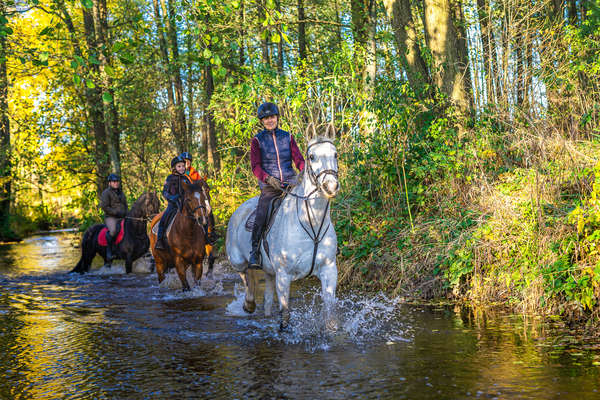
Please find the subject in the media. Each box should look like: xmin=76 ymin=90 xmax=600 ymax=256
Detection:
xmin=180 ymin=152 xmax=192 ymax=161
xmin=171 ymin=156 xmax=184 ymax=168
xmin=257 ymin=102 xmax=279 ymax=120
xmin=107 ymin=173 xmax=120 ymax=182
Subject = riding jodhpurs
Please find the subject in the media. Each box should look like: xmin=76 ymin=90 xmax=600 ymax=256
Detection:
xmin=157 ymin=202 xmax=178 ymax=245
xmin=250 ymin=185 xmax=283 ymax=256
xmin=104 ymin=216 xmax=120 ymax=261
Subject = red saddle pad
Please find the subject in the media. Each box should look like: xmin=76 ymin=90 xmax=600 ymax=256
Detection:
xmin=98 ymin=219 xmax=125 ymax=247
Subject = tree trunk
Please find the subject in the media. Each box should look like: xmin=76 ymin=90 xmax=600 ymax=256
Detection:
xmin=276 ymin=0 xmax=284 ymax=76
xmin=74 ymin=4 xmax=109 ymax=196
xmin=383 ymin=0 xmax=431 ymax=98
xmin=423 ymin=0 xmax=472 ymax=113
xmin=162 ymin=0 xmax=188 ymax=152
xmin=204 ymin=63 xmax=220 ymax=171
xmin=334 ymin=0 xmax=343 ymax=49
xmin=239 ymin=0 xmax=245 ymax=67
xmin=93 ymin=0 xmax=121 ymax=177
xmin=186 ymin=20 xmax=195 ymax=142
xmin=351 ymin=0 xmax=377 ymax=93
xmin=0 ymin=3 xmax=12 ymax=239
xmin=152 ymin=0 xmax=177 ymax=146
xmin=476 ymin=0 xmax=493 ymax=104
xmin=298 ymin=0 xmax=306 ymax=62
xmin=259 ymin=0 xmax=270 ymax=65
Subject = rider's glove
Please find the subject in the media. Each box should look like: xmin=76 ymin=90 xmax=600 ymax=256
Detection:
xmin=265 ymin=175 xmax=283 ymax=190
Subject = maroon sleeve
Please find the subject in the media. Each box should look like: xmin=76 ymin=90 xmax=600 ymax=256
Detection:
xmin=250 ymin=137 xmax=268 ymax=182
xmin=290 ymin=135 xmax=305 ymax=172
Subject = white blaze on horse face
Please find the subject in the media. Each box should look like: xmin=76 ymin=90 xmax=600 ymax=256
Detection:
xmin=202 ymin=188 xmax=212 ymax=215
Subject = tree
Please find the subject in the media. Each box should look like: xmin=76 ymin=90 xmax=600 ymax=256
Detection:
xmin=0 ymin=0 xmax=14 ymax=239
xmin=423 ymin=0 xmax=472 ymax=113
xmin=383 ymin=0 xmax=431 ymax=98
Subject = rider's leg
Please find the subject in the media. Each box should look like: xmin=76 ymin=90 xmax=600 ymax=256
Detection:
xmin=249 ymin=185 xmax=280 ymax=269
xmin=104 ymin=217 xmax=118 ymax=261
xmin=155 ymin=204 xmax=176 ymax=250
xmin=205 ymin=213 xmax=217 ymax=245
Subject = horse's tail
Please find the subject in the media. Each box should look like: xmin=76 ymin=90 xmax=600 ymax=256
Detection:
xmin=70 ymin=224 xmax=104 ymax=274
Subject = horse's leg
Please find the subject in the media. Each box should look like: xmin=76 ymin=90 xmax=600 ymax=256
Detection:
xmin=125 ymin=254 xmax=133 ymax=274
xmin=154 ymin=254 xmax=167 ymax=284
xmin=205 ymin=245 xmax=215 ymax=280
xmin=174 ymin=256 xmax=190 ymax=291
xmin=192 ymin=257 xmax=204 ymax=285
xmin=319 ymin=262 xmax=339 ymax=331
xmin=240 ymin=270 xmax=256 ymax=313
xmin=263 ymin=273 xmax=276 ymax=317
xmin=275 ymin=272 xmax=292 ymax=331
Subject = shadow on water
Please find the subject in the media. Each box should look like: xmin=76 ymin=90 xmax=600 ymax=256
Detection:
xmin=1 ymin=232 xmax=600 ymax=399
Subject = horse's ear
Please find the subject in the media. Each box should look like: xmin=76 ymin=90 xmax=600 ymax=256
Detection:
xmin=181 ymin=179 xmax=189 ymax=191
xmin=305 ymin=123 xmax=316 ymax=141
xmin=325 ymin=122 xmax=336 ymax=140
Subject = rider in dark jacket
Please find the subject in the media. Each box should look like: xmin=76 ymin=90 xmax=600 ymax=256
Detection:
xmin=100 ymin=174 xmax=128 ymax=261
xmin=155 ymin=156 xmax=187 ymax=250
xmin=248 ymin=102 xmax=305 ymax=269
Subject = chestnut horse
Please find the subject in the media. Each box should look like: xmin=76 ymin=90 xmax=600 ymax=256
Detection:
xmin=149 ymin=180 xmax=212 ymax=290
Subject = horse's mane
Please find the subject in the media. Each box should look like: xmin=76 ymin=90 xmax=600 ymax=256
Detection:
xmin=128 ymin=191 xmax=157 ymax=218
xmin=184 ymin=181 xmax=208 ymax=194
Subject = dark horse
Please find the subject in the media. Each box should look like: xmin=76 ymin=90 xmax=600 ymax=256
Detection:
xmin=149 ymin=180 xmax=211 ymax=291
xmin=70 ymin=192 xmax=161 ymax=274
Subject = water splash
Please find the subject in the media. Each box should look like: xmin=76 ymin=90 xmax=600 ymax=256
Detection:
xmin=225 ymin=282 xmax=251 ymax=316
xmin=225 ymin=285 xmax=411 ymax=352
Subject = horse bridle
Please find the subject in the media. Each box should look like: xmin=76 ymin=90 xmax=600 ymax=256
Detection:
xmin=306 ymin=139 xmax=338 ymax=190
xmin=184 ymin=193 xmax=208 ymax=226
xmin=286 ymin=139 xmax=338 ymax=200
xmin=290 ymin=139 xmax=339 ymax=278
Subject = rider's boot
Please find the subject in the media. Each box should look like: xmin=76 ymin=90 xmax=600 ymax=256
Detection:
xmin=206 ymin=214 xmax=217 ymax=245
xmin=248 ymin=222 xmax=263 ymax=270
xmin=155 ymin=219 xmax=168 ymax=250
xmin=105 ymin=232 xmax=113 ymax=261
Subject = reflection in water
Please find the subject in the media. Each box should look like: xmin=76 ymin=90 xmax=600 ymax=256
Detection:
xmin=0 ymin=232 xmax=599 ymax=399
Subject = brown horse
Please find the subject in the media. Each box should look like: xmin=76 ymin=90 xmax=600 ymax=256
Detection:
xmin=150 ymin=180 xmax=212 ymax=290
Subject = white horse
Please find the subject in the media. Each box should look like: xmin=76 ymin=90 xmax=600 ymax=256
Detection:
xmin=226 ymin=123 xmax=340 ymax=330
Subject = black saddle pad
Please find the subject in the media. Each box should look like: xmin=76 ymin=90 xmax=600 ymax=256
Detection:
xmin=244 ymin=197 xmax=283 ymax=233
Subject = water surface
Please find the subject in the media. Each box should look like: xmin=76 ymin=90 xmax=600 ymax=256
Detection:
xmin=1 ymin=232 xmax=599 ymax=399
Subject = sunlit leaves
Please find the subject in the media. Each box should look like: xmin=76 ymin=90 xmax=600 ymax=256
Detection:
xmin=81 ymin=0 xmax=93 ymax=9
xmin=102 ymin=92 xmax=113 ymax=103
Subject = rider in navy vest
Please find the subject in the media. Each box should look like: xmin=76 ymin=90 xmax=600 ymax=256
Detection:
xmin=249 ymin=102 xmax=305 ymax=269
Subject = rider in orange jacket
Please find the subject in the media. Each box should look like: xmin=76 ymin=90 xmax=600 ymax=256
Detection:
xmin=180 ymin=152 xmax=202 ymax=182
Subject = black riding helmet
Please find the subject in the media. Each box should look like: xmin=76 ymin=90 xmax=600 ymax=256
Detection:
xmin=107 ymin=173 xmax=120 ymax=182
xmin=257 ymin=102 xmax=279 ymax=120
xmin=171 ymin=156 xmax=184 ymax=169
xmin=180 ymin=152 xmax=192 ymax=161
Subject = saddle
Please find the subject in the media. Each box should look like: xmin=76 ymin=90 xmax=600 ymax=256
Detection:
xmin=151 ymin=212 xmax=177 ymax=238
xmin=98 ymin=220 xmax=125 ymax=247
xmin=245 ymin=196 xmax=284 ymax=259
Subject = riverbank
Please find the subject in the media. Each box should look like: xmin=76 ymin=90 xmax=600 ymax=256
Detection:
xmin=333 ymin=133 xmax=600 ymax=331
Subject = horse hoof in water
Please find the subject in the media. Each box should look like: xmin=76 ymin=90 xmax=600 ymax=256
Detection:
xmin=243 ymin=300 xmax=256 ymax=314
xmin=325 ymin=316 xmax=339 ymax=332
xmin=279 ymin=309 xmax=290 ymax=331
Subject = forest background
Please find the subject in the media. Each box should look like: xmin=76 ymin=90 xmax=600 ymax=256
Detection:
xmin=0 ymin=0 xmax=599 ymax=327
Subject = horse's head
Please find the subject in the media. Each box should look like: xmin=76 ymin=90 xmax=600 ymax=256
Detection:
xmin=305 ymin=122 xmax=339 ymax=199
xmin=131 ymin=191 xmax=161 ymax=219
xmin=181 ymin=180 xmax=212 ymax=226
